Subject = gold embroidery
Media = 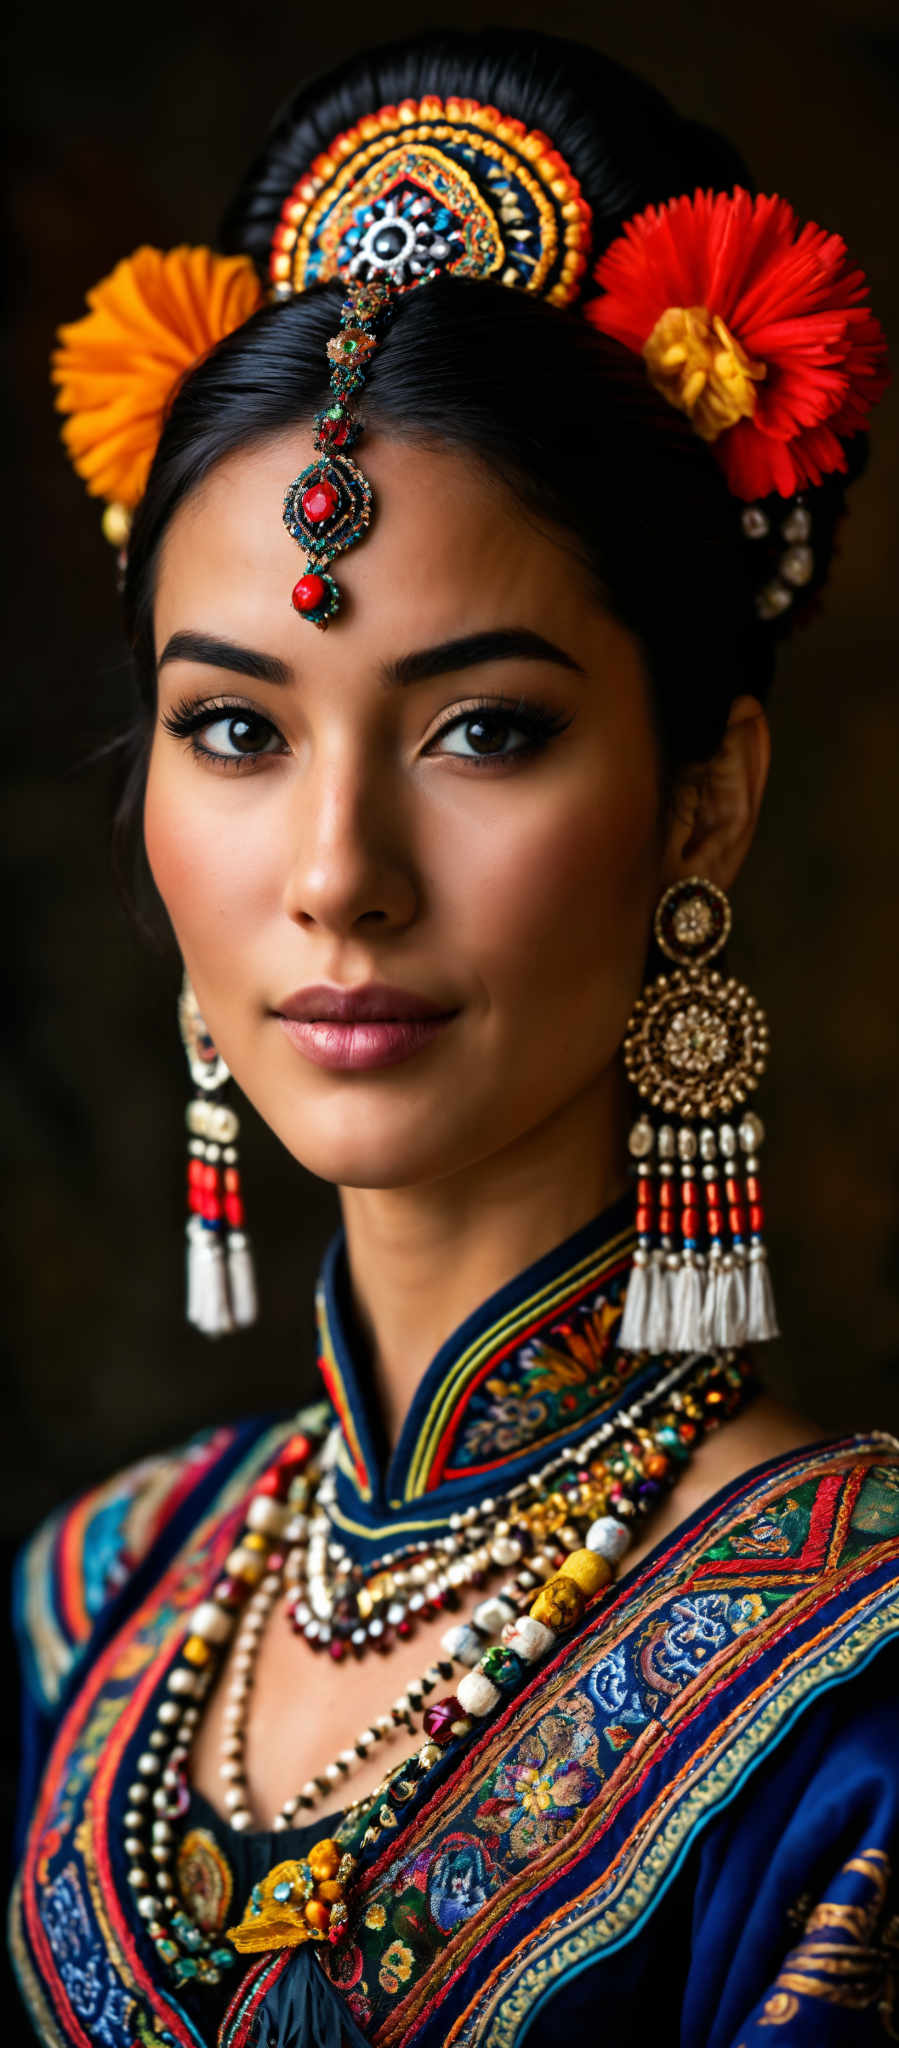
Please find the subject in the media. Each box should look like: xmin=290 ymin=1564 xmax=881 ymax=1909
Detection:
xmin=760 ymin=1848 xmax=898 ymax=2036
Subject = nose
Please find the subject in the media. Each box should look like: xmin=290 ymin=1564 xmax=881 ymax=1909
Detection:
xmin=280 ymin=743 xmax=419 ymax=936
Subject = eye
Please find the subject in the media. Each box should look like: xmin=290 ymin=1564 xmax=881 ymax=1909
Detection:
xmin=197 ymin=711 xmax=283 ymax=760
xmin=160 ymin=696 xmax=286 ymax=769
xmin=428 ymin=697 xmax=569 ymax=767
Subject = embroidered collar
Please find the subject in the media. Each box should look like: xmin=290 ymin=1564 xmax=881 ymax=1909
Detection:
xmin=314 ymin=1193 xmax=654 ymax=1551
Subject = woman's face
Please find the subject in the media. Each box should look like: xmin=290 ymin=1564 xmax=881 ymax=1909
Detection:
xmin=145 ymin=431 xmax=674 ymax=1192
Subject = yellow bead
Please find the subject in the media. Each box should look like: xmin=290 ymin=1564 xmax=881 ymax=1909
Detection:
xmin=182 ymin=1634 xmax=211 ymax=1667
xmin=101 ymin=502 xmax=131 ymax=549
xmin=529 ymin=1577 xmax=585 ymax=1631
xmin=308 ymin=1838 xmax=341 ymax=1881
xmin=558 ymin=1549 xmax=613 ymax=1597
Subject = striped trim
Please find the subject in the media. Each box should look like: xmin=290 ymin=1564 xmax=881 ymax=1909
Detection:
xmin=315 ymin=1280 xmax=373 ymax=1502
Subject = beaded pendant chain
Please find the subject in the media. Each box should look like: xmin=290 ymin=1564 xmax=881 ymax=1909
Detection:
xmin=122 ymin=1349 xmax=755 ymax=1989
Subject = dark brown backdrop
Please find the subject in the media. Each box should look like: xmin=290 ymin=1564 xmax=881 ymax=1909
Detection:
xmin=6 ymin=0 xmax=899 ymax=1549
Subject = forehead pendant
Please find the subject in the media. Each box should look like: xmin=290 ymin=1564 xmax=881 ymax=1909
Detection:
xmin=283 ymin=272 xmax=421 ymax=629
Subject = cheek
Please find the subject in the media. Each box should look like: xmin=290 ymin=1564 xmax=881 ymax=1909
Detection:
xmin=446 ymin=757 xmax=660 ymax=1026
xmin=143 ymin=741 xmax=278 ymax=953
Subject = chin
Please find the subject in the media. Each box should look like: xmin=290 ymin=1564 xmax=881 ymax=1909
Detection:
xmin=260 ymin=1102 xmax=499 ymax=1192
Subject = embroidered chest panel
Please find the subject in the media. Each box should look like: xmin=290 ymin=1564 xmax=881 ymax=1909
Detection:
xmin=11 ymin=1440 xmax=899 ymax=2048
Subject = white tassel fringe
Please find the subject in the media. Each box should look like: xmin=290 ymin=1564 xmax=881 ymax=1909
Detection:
xmin=617 ymin=1250 xmax=650 ymax=1351
xmin=227 ymin=1231 xmax=259 ymax=1329
xmin=746 ymin=1244 xmax=780 ymax=1340
xmin=186 ymin=1216 xmax=234 ymax=1338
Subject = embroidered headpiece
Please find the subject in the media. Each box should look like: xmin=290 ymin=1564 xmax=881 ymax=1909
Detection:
xmin=51 ymin=94 xmax=888 ymax=628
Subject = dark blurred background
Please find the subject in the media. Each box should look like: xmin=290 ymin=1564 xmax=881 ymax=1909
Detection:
xmin=5 ymin=0 xmax=899 ymax=1562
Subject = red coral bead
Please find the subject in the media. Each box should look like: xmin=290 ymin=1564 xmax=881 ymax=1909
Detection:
xmin=750 ymin=1204 xmax=765 ymax=1231
xmin=279 ymin=1432 xmax=312 ymax=1469
xmin=301 ymin=480 xmax=339 ymax=523
xmin=292 ymin=574 xmax=328 ymax=613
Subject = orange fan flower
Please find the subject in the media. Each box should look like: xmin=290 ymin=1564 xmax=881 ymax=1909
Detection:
xmin=52 ymin=245 xmax=265 ymax=513
xmin=583 ymin=187 xmax=889 ymax=501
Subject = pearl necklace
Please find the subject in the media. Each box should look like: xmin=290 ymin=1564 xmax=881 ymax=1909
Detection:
xmin=123 ymin=1351 xmax=755 ymax=1989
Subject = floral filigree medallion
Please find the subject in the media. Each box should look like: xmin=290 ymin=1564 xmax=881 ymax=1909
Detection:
xmin=623 ymin=965 xmax=769 ymax=1119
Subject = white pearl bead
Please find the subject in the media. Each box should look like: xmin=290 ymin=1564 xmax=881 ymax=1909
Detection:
xmin=230 ymin=1809 xmax=252 ymax=1831
xmin=247 ymin=1495 xmax=290 ymax=1537
xmin=166 ymin=1668 xmax=199 ymax=1697
xmin=490 ymin=1537 xmax=523 ymax=1566
xmin=441 ymin=1623 xmax=484 ymax=1666
xmin=189 ymin=1600 xmax=233 ymax=1645
xmin=472 ymin=1595 xmax=516 ymax=1637
xmin=456 ymin=1670 xmax=501 ymax=1718
xmin=223 ymin=1786 xmax=245 ymax=1812
xmin=500 ymin=1615 xmax=555 ymax=1662
xmin=585 ymin=1516 xmax=632 ymax=1563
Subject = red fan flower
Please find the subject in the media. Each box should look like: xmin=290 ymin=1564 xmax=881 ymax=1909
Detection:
xmin=583 ymin=187 xmax=889 ymax=501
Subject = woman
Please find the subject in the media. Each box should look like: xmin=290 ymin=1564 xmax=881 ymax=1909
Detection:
xmin=10 ymin=26 xmax=899 ymax=2047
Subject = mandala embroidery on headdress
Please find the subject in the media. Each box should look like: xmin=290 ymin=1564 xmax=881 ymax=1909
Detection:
xmin=269 ymin=96 xmax=593 ymax=307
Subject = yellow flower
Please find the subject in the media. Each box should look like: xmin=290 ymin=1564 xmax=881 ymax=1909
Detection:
xmin=52 ymin=245 xmax=264 ymax=510
xmin=364 ymin=1902 xmax=387 ymax=1929
xmin=379 ymin=1938 xmax=414 ymax=1992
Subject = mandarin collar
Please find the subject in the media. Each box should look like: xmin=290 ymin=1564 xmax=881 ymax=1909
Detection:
xmin=313 ymin=1194 xmax=652 ymax=1553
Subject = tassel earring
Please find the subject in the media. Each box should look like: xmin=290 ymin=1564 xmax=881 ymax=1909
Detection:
xmin=178 ymin=974 xmax=258 ymax=1338
xmin=617 ymin=876 xmax=779 ymax=1357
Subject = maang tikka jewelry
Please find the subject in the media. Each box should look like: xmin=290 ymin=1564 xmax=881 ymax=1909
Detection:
xmin=618 ymin=875 xmax=779 ymax=1356
xmin=283 ymin=266 xmax=435 ymax=629
xmin=178 ymin=975 xmax=257 ymax=1338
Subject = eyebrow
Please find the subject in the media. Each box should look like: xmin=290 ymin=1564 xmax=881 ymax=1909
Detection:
xmin=156 ymin=626 xmax=585 ymax=689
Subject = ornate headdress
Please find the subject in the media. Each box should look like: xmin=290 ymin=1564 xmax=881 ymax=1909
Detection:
xmin=52 ymin=92 xmax=888 ymax=630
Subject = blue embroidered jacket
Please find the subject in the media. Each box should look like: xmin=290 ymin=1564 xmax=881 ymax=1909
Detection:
xmin=10 ymin=1196 xmax=899 ymax=2045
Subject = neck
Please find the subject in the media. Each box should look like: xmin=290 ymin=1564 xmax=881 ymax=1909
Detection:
xmin=338 ymin=1069 xmax=631 ymax=1449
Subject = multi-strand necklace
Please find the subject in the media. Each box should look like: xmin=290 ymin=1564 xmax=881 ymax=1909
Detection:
xmin=120 ymin=1344 xmax=755 ymax=1991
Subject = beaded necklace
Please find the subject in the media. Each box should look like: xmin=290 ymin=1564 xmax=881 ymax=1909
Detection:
xmin=121 ymin=1345 xmax=755 ymax=1990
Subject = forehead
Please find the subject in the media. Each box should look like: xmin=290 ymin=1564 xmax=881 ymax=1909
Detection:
xmin=153 ymin=430 xmax=602 ymax=664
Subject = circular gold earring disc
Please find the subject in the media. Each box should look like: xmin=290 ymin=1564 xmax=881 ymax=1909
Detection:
xmin=654 ymin=875 xmax=732 ymax=966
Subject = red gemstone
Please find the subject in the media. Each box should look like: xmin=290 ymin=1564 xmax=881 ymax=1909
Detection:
xmin=328 ymin=1640 xmax=346 ymax=1662
xmin=292 ymin=574 xmax=327 ymax=614
xmin=396 ymin=1619 xmax=413 ymax=1638
xmin=214 ymin=1577 xmax=243 ymax=1606
xmin=256 ymin=1469 xmax=285 ymax=1497
xmin=301 ymin=480 xmax=339 ymax=523
xmin=422 ymin=1696 xmax=462 ymax=1745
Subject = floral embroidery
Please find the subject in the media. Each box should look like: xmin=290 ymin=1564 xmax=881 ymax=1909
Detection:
xmin=474 ymin=1702 xmax=602 ymax=1861
xmin=378 ymin=1938 xmax=415 ymax=1994
xmin=451 ymin=1282 xmax=629 ymax=1465
xmin=42 ymin=1862 xmax=134 ymax=2047
xmin=175 ymin=1827 xmax=233 ymax=1933
xmin=363 ymin=1902 xmax=386 ymax=1930
xmin=427 ymin=1840 xmax=492 ymax=1933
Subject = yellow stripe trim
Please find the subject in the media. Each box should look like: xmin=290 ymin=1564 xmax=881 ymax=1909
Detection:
xmin=405 ymin=1223 xmax=635 ymax=1499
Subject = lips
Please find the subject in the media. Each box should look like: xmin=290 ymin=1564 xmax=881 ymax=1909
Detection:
xmin=277 ymin=983 xmax=458 ymax=1024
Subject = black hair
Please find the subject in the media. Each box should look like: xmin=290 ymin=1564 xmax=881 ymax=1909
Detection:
xmin=114 ymin=27 xmax=866 ymax=924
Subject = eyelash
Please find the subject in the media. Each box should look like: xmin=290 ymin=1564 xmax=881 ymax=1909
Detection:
xmin=160 ymin=692 xmax=572 ymax=773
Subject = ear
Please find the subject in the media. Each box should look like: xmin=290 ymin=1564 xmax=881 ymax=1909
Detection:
xmin=661 ymin=694 xmax=771 ymax=892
